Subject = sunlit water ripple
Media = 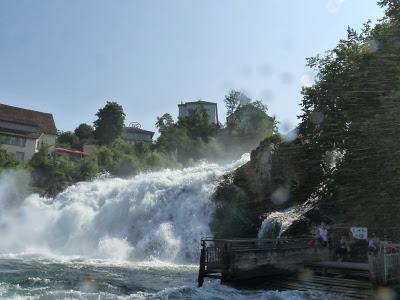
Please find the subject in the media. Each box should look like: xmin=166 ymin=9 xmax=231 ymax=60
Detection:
xmin=0 ymin=255 xmax=343 ymax=299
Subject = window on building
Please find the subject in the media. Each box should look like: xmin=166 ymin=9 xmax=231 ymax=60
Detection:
xmin=2 ymin=135 xmax=27 ymax=147
xmin=15 ymin=151 xmax=25 ymax=161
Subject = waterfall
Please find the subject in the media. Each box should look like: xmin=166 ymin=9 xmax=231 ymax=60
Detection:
xmin=257 ymin=208 xmax=303 ymax=239
xmin=0 ymin=154 xmax=249 ymax=263
xmin=257 ymin=200 xmax=315 ymax=239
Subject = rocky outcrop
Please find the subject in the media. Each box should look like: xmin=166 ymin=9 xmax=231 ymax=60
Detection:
xmin=211 ymin=136 xmax=319 ymax=238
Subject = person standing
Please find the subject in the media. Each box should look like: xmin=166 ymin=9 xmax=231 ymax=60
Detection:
xmin=316 ymin=222 xmax=328 ymax=248
xmin=368 ymin=233 xmax=379 ymax=256
xmin=336 ymin=236 xmax=350 ymax=262
xmin=320 ymin=223 xmax=328 ymax=247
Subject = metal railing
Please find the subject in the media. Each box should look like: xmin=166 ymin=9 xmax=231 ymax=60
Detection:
xmin=198 ymin=237 xmax=313 ymax=286
xmin=369 ymin=244 xmax=400 ymax=284
xmin=206 ymin=245 xmax=223 ymax=270
xmin=201 ymin=237 xmax=312 ymax=270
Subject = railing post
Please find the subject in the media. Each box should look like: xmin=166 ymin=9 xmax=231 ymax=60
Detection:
xmin=384 ymin=250 xmax=387 ymax=284
xmin=198 ymin=239 xmax=206 ymax=287
xmin=221 ymin=241 xmax=233 ymax=283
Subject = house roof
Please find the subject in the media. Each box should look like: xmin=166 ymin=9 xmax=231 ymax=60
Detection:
xmin=123 ymin=127 xmax=155 ymax=138
xmin=55 ymin=147 xmax=90 ymax=157
xmin=0 ymin=103 xmax=57 ymax=139
xmin=178 ymin=100 xmax=217 ymax=106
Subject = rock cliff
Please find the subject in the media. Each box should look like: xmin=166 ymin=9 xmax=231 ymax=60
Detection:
xmin=211 ymin=136 xmax=321 ymax=238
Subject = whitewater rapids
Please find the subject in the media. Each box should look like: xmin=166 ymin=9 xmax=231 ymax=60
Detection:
xmin=0 ymin=155 xmax=342 ymax=299
xmin=0 ymin=155 xmax=249 ymax=262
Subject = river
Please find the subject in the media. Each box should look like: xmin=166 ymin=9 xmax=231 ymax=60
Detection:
xmin=0 ymin=155 xmax=340 ymax=299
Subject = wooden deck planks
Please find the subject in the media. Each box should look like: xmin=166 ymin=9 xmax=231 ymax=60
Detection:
xmin=199 ymin=238 xmax=400 ymax=298
xmin=306 ymin=261 xmax=369 ymax=271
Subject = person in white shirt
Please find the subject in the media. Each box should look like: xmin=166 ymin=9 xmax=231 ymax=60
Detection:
xmin=316 ymin=222 xmax=328 ymax=247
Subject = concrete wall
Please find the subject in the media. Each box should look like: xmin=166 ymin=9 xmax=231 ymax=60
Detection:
xmin=2 ymin=133 xmax=56 ymax=161
xmin=178 ymin=103 xmax=218 ymax=124
xmin=122 ymin=131 xmax=152 ymax=144
xmin=2 ymin=138 xmax=37 ymax=161
xmin=38 ymin=134 xmax=56 ymax=151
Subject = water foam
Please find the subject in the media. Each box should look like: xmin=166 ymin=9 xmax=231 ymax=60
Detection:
xmin=0 ymin=155 xmax=249 ymax=264
xmin=257 ymin=207 xmax=304 ymax=238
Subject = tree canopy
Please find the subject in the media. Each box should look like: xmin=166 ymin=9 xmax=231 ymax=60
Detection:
xmin=221 ymin=91 xmax=277 ymax=154
xmin=94 ymin=101 xmax=125 ymax=145
xmin=74 ymin=123 xmax=94 ymax=141
xmin=297 ymin=2 xmax=400 ymax=227
xmin=178 ymin=108 xmax=218 ymax=142
xmin=226 ymin=102 xmax=275 ymax=141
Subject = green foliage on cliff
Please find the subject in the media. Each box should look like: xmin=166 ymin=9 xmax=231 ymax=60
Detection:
xmin=226 ymin=102 xmax=275 ymax=142
xmin=95 ymin=138 xmax=174 ymax=175
xmin=212 ymin=1 xmax=400 ymax=238
xmin=27 ymin=138 xmax=177 ymax=195
xmin=219 ymin=91 xmax=277 ymax=157
xmin=178 ymin=108 xmax=218 ymax=142
xmin=155 ymin=109 xmax=223 ymax=164
xmin=298 ymin=2 xmax=400 ymax=227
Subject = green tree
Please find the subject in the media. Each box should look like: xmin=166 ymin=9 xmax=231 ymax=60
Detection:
xmin=96 ymin=146 xmax=114 ymax=172
xmin=298 ymin=3 xmax=400 ymax=227
xmin=155 ymin=113 xmax=174 ymax=133
xmin=155 ymin=108 xmax=222 ymax=164
xmin=0 ymin=142 xmax=20 ymax=170
xmin=94 ymin=101 xmax=125 ymax=145
xmin=78 ymin=156 xmax=99 ymax=181
xmin=378 ymin=0 xmax=400 ymax=19
xmin=156 ymin=124 xmax=189 ymax=162
xmin=74 ymin=123 xmax=94 ymax=141
xmin=224 ymin=90 xmax=241 ymax=116
xmin=57 ymin=131 xmax=79 ymax=148
xmin=226 ymin=102 xmax=276 ymax=142
xmin=113 ymin=154 xmax=140 ymax=177
xmin=30 ymin=146 xmax=55 ymax=189
xmin=178 ymin=108 xmax=218 ymax=142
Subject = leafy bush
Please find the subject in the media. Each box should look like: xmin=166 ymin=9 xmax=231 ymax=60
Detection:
xmin=0 ymin=147 xmax=20 ymax=170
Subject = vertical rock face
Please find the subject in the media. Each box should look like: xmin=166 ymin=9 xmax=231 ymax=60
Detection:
xmin=211 ymin=137 xmax=317 ymax=238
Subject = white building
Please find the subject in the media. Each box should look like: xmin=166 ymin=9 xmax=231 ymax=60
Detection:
xmin=178 ymin=100 xmax=219 ymax=125
xmin=122 ymin=127 xmax=154 ymax=144
xmin=0 ymin=104 xmax=57 ymax=161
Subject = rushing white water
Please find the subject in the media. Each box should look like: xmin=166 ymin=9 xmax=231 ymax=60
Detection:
xmin=0 ymin=154 xmax=249 ymax=263
xmin=257 ymin=198 xmax=317 ymax=239
xmin=257 ymin=207 xmax=304 ymax=239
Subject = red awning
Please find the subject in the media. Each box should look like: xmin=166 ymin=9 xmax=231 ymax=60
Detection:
xmin=55 ymin=147 xmax=90 ymax=157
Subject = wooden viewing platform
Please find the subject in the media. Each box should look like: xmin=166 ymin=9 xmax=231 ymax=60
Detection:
xmin=198 ymin=237 xmax=400 ymax=299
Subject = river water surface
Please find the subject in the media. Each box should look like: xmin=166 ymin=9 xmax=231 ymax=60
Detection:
xmin=0 ymin=256 xmax=343 ymax=299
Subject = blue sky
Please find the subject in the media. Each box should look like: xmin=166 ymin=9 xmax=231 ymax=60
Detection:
xmin=0 ymin=0 xmax=384 ymax=134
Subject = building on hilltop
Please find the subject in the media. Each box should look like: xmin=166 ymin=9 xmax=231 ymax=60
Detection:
xmin=0 ymin=103 xmax=57 ymax=161
xmin=178 ymin=100 xmax=219 ymax=125
xmin=122 ymin=122 xmax=154 ymax=144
